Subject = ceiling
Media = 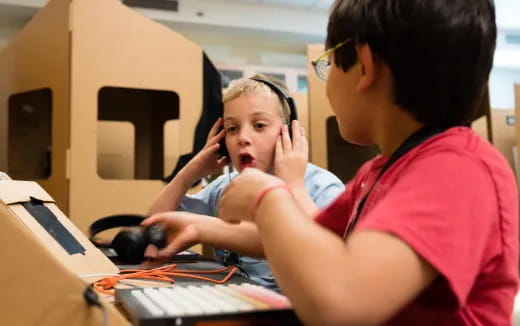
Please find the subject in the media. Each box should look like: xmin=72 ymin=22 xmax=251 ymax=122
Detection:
xmin=0 ymin=0 xmax=518 ymax=69
xmin=214 ymin=0 xmax=333 ymax=10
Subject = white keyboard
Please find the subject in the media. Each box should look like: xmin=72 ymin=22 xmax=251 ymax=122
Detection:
xmin=115 ymin=283 xmax=301 ymax=326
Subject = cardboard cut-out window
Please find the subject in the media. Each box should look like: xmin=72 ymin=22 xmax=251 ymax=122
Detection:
xmin=8 ymin=88 xmax=52 ymax=180
xmin=97 ymin=86 xmax=180 ymax=180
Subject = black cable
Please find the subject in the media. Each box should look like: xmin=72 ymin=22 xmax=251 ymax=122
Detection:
xmin=83 ymin=286 xmax=109 ymax=326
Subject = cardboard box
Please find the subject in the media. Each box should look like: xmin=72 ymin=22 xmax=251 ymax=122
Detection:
xmin=0 ymin=176 xmax=129 ymax=326
xmin=0 ymin=0 xmax=205 ymax=233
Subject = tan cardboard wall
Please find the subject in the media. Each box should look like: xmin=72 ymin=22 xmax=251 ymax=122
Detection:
xmin=473 ymin=109 xmax=517 ymax=170
xmin=292 ymin=92 xmax=309 ymax=136
xmin=514 ymin=84 xmax=520 ymax=174
xmin=0 ymin=0 xmax=206 ymax=233
xmin=307 ymin=44 xmax=333 ymax=169
xmin=0 ymin=0 xmax=71 ymax=212
xmin=69 ymin=0 xmax=202 ymax=232
xmin=306 ymin=44 xmax=379 ymax=183
xmin=0 ymin=180 xmax=128 ymax=326
xmin=97 ymin=121 xmax=135 ymax=179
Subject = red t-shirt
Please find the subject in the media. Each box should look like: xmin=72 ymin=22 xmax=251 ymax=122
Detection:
xmin=315 ymin=127 xmax=519 ymax=325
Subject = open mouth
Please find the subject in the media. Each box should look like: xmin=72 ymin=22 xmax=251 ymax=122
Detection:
xmin=239 ymin=153 xmax=255 ymax=168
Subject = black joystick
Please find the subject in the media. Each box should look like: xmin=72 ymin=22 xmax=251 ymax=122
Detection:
xmin=111 ymin=224 xmax=167 ymax=264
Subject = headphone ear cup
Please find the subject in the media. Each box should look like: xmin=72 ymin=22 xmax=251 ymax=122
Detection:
xmin=111 ymin=228 xmax=147 ymax=264
xmin=145 ymin=224 xmax=167 ymax=249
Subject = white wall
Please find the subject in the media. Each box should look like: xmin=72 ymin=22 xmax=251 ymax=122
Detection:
xmin=490 ymin=67 xmax=520 ymax=109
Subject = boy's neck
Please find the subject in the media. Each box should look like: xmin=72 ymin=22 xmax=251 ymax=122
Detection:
xmin=375 ymin=107 xmax=424 ymax=157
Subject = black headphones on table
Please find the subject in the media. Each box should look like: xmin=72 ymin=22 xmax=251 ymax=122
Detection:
xmin=218 ymin=77 xmax=299 ymax=158
xmin=89 ymin=214 xmax=166 ymax=264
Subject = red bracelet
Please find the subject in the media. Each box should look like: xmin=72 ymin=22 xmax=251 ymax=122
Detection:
xmin=250 ymin=184 xmax=293 ymax=221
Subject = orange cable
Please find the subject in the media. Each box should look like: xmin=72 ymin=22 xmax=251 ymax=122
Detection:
xmin=92 ymin=264 xmax=238 ymax=295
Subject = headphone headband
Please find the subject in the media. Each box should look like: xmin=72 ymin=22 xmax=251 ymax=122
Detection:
xmin=250 ymin=77 xmax=298 ymax=122
xmin=89 ymin=214 xmax=145 ymax=241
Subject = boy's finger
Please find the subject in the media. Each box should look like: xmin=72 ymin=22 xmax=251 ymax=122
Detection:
xmin=207 ymin=129 xmax=226 ymax=146
xmin=275 ymin=136 xmax=283 ymax=158
xmin=281 ymin=124 xmax=292 ymax=151
xmin=217 ymin=156 xmax=229 ymax=165
xmin=140 ymin=214 xmax=165 ymax=227
xmin=291 ymin=120 xmax=301 ymax=149
xmin=158 ymin=241 xmax=181 ymax=258
xmin=208 ymin=117 xmax=223 ymax=139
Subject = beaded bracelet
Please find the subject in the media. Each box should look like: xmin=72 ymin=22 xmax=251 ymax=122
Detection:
xmin=250 ymin=183 xmax=294 ymax=221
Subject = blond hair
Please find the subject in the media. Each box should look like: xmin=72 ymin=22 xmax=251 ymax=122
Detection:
xmin=223 ymin=74 xmax=291 ymax=123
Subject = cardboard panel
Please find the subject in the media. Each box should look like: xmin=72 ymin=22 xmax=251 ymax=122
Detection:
xmin=0 ymin=180 xmax=127 ymax=326
xmin=97 ymin=121 xmax=135 ymax=180
xmin=67 ymin=0 xmax=203 ymax=232
xmin=307 ymin=44 xmax=378 ymax=183
xmin=0 ymin=180 xmax=118 ymax=276
xmin=292 ymin=92 xmax=309 ymax=136
xmin=164 ymin=119 xmax=181 ymax=177
xmin=307 ymin=44 xmax=334 ymax=169
xmin=515 ymin=84 xmax=520 ymax=175
xmin=0 ymin=0 xmax=71 ymax=212
xmin=491 ymin=109 xmax=516 ymax=169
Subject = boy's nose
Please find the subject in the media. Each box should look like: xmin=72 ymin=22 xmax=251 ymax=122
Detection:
xmin=237 ymin=129 xmax=252 ymax=145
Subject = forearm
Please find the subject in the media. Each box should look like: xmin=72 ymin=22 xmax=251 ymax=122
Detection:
xmin=252 ymin=189 xmax=418 ymax=325
xmin=290 ymin=186 xmax=320 ymax=217
xmin=254 ymin=192 xmax=352 ymax=325
xmin=148 ymin=167 xmax=199 ymax=215
xmin=198 ymin=219 xmax=265 ymax=258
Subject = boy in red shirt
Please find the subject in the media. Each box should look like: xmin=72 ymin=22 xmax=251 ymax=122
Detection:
xmin=216 ymin=0 xmax=520 ymax=325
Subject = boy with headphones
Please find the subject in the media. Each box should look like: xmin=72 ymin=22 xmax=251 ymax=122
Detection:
xmin=215 ymin=0 xmax=519 ymax=325
xmin=144 ymin=74 xmax=344 ymax=289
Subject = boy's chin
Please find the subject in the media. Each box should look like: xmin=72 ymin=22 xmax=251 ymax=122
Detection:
xmin=234 ymin=163 xmax=271 ymax=173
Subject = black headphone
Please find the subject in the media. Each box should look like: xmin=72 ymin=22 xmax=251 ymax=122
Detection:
xmin=218 ymin=77 xmax=299 ymax=158
xmin=89 ymin=214 xmax=166 ymax=264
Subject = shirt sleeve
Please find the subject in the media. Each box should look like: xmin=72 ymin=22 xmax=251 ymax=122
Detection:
xmin=357 ymin=150 xmax=499 ymax=307
xmin=178 ymin=175 xmax=229 ymax=216
xmin=305 ymin=165 xmax=346 ymax=209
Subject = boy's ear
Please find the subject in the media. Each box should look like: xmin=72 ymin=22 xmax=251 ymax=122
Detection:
xmin=356 ymin=44 xmax=377 ymax=92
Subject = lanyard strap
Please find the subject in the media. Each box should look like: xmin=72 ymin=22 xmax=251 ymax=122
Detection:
xmin=344 ymin=126 xmax=444 ymax=236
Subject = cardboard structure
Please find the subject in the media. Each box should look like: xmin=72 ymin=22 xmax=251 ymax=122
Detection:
xmin=473 ymin=108 xmax=517 ymax=171
xmin=0 ymin=0 xmax=205 ymax=233
xmin=292 ymin=92 xmax=309 ymax=136
xmin=0 ymin=176 xmax=129 ymax=326
xmin=307 ymin=44 xmax=378 ymax=183
xmin=307 ymin=44 xmax=493 ymax=183
xmin=514 ymin=84 xmax=520 ymax=174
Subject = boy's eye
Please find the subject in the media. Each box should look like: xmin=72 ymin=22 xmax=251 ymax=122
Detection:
xmin=254 ymin=123 xmax=266 ymax=130
xmin=226 ymin=126 xmax=237 ymax=133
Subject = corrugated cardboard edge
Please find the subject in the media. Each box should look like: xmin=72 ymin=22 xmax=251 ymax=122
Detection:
xmin=0 ymin=180 xmax=54 ymax=204
xmin=0 ymin=201 xmax=130 ymax=326
xmin=0 ymin=180 xmax=119 ymax=276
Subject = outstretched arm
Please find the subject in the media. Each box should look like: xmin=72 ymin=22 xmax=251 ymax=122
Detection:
xmin=148 ymin=118 xmax=229 ymax=215
xmin=141 ymin=211 xmax=266 ymax=259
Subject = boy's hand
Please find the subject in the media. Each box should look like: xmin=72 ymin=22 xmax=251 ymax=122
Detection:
xmin=274 ymin=120 xmax=308 ymax=188
xmin=219 ymin=168 xmax=283 ymax=222
xmin=184 ymin=118 xmax=229 ymax=180
xmin=140 ymin=211 xmax=206 ymax=263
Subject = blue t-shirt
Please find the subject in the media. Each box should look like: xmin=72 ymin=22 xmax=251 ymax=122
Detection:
xmin=179 ymin=163 xmax=344 ymax=289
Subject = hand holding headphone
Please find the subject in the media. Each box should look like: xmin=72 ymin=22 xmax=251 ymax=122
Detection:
xmin=89 ymin=214 xmax=166 ymax=264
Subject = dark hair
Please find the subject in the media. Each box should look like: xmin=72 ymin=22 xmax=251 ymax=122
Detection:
xmin=326 ymin=0 xmax=496 ymax=127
